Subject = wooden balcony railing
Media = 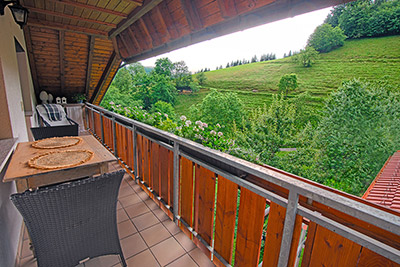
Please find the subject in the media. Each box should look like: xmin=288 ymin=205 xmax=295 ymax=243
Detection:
xmin=85 ymin=103 xmax=400 ymax=267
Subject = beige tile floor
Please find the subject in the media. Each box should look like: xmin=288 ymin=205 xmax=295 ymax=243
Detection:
xmin=17 ymin=162 xmax=214 ymax=267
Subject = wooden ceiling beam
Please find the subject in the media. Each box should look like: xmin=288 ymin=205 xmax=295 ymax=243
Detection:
xmin=180 ymin=0 xmax=203 ymax=31
xmin=28 ymin=19 xmax=108 ymax=37
xmin=127 ymin=27 xmax=142 ymax=52
xmin=109 ymin=0 xmax=163 ymax=38
xmin=28 ymin=7 xmax=117 ymax=27
xmin=85 ymin=36 xmax=95 ymax=97
xmin=45 ymin=0 xmax=128 ymax=18
xmin=158 ymin=2 xmax=179 ymax=39
xmin=59 ymin=31 xmax=65 ymax=93
xmin=23 ymin=27 xmax=40 ymax=93
xmin=89 ymin=52 xmax=118 ymax=103
xmin=138 ymin=18 xmax=153 ymax=47
xmin=217 ymin=0 xmax=238 ymax=18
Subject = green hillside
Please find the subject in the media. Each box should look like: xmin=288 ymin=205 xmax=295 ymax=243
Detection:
xmin=176 ymin=36 xmax=400 ymax=114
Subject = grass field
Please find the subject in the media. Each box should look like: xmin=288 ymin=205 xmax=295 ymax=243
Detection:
xmin=175 ymin=36 xmax=400 ymax=115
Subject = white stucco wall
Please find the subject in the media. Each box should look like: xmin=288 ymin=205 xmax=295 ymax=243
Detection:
xmin=0 ymin=7 xmax=36 ymax=267
xmin=0 ymin=7 xmax=35 ymax=142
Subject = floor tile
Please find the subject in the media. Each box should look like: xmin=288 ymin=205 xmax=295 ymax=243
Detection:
xmin=124 ymin=202 xmax=151 ymax=218
xmin=145 ymin=198 xmax=159 ymax=210
xmin=119 ymin=194 xmax=142 ymax=208
xmin=84 ymin=255 xmax=120 ymax=267
xmin=117 ymin=209 xmax=129 ymax=223
xmin=120 ymin=233 xmax=147 ymax=259
xmin=19 ymin=255 xmax=37 ymax=267
xmin=137 ymin=190 xmax=150 ymax=200
xmin=119 ymin=185 xmax=136 ymax=198
xmin=153 ymin=208 xmax=170 ymax=222
xmin=174 ymin=232 xmax=196 ymax=252
xmin=132 ymin=212 xmax=159 ymax=231
xmin=21 ymin=239 xmax=32 ymax=258
xmin=130 ymin=184 xmax=142 ymax=193
xmin=118 ymin=220 xmax=137 ymax=239
xmin=150 ymin=237 xmax=186 ymax=266
xmin=126 ymin=249 xmax=160 ymax=267
xmin=140 ymin=223 xmax=172 ymax=247
xmin=166 ymin=254 xmax=198 ymax=267
xmin=117 ymin=201 xmax=123 ymax=210
xmin=162 ymin=220 xmax=181 ymax=235
xmin=189 ymin=248 xmax=215 ymax=267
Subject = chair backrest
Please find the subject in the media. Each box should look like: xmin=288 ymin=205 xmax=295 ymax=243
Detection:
xmin=11 ymin=171 xmax=127 ymax=267
xmin=36 ymin=104 xmax=69 ymax=127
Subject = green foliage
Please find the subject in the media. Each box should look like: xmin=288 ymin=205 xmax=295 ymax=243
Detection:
xmin=151 ymin=101 xmax=175 ymax=117
xmin=136 ymin=74 xmax=177 ymax=109
xmin=278 ymin=73 xmax=298 ymax=97
xmin=196 ymin=90 xmax=246 ymax=132
xmin=153 ymin=58 xmax=174 ymax=77
xmin=173 ymin=61 xmax=193 ymax=90
xmin=326 ymin=0 xmax=400 ymax=39
xmin=307 ymin=23 xmax=346 ymax=53
xmin=314 ymin=79 xmax=400 ymax=194
xmin=293 ymin=46 xmax=319 ymax=67
xmin=196 ymin=72 xmax=207 ymax=86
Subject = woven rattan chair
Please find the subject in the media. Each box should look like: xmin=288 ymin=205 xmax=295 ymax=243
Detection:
xmin=11 ymin=171 xmax=127 ymax=267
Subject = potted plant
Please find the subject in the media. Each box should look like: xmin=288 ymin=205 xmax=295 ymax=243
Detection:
xmin=72 ymin=93 xmax=86 ymax=103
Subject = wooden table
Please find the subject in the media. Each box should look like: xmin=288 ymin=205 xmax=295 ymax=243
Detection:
xmin=3 ymin=135 xmax=117 ymax=192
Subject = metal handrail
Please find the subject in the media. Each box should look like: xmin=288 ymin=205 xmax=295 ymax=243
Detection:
xmin=85 ymin=103 xmax=400 ymax=265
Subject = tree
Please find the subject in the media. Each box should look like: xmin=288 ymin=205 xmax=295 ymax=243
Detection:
xmin=198 ymin=90 xmax=246 ymax=131
xmin=173 ymin=61 xmax=192 ymax=91
xmin=153 ymin=58 xmax=174 ymax=77
xmin=315 ymin=79 xmax=400 ymax=194
xmin=196 ymin=72 xmax=207 ymax=86
xmin=307 ymin=23 xmax=346 ymax=53
xmin=293 ymin=46 xmax=319 ymax=67
xmin=278 ymin=74 xmax=298 ymax=97
xmin=251 ymin=55 xmax=258 ymax=63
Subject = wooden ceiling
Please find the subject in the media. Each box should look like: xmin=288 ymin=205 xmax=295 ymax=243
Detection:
xmin=21 ymin=0 xmax=352 ymax=105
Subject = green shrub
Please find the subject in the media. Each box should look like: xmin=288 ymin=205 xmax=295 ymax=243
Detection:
xmin=307 ymin=23 xmax=346 ymax=53
xmin=292 ymin=47 xmax=319 ymax=67
xmin=278 ymin=74 xmax=298 ymax=97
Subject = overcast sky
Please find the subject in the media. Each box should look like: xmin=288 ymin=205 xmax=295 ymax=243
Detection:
xmin=139 ymin=7 xmax=332 ymax=72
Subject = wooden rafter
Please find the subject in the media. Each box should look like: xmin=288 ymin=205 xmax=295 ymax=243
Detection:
xmin=28 ymin=7 xmax=117 ymax=27
xmin=180 ymin=0 xmax=203 ymax=31
xmin=138 ymin=18 xmax=153 ymax=47
xmin=89 ymin=52 xmax=118 ymax=103
xmin=45 ymin=0 xmax=128 ymax=18
xmin=120 ymin=33 xmax=135 ymax=55
xmin=217 ymin=0 xmax=238 ymax=18
xmin=109 ymin=0 xmax=163 ymax=38
xmin=158 ymin=2 xmax=179 ymax=39
xmin=59 ymin=30 xmax=65 ymax=93
xmin=127 ymin=27 xmax=142 ymax=51
xmin=154 ymin=6 xmax=170 ymax=40
xmin=28 ymin=19 xmax=108 ymax=37
xmin=111 ymin=37 xmax=121 ymax=59
xmin=85 ymin=36 xmax=95 ymax=97
xmin=23 ymin=27 xmax=40 ymax=92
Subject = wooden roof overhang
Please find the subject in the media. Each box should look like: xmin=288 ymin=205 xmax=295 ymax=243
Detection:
xmin=21 ymin=0 xmax=352 ymax=105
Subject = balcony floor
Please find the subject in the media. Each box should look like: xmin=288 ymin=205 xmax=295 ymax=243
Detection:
xmin=17 ymin=162 xmax=214 ymax=267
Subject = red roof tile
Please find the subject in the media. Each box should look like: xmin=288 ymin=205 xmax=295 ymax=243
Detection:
xmin=363 ymin=151 xmax=400 ymax=211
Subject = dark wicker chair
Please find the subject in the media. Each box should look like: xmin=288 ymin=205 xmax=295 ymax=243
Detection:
xmin=11 ymin=171 xmax=127 ymax=267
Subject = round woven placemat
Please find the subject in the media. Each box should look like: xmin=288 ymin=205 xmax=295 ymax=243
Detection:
xmin=32 ymin=137 xmax=82 ymax=149
xmin=28 ymin=149 xmax=94 ymax=170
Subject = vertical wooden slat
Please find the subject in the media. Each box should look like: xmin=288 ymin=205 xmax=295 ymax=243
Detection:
xmin=214 ymin=175 xmax=238 ymax=264
xmin=306 ymin=226 xmax=362 ymax=266
xmin=136 ymin=134 xmax=143 ymax=179
xmin=180 ymin=157 xmax=194 ymax=227
xmin=357 ymin=247 xmax=400 ymax=267
xmin=159 ymin=146 xmax=169 ymax=201
xmin=262 ymin=202 xmax=303 ymax=267
xmin=194 ymin=164 xmax=216 ymax=245
xmin=142 ymin=137 xmax=150 ymax=185
xmin=127 ymin=128 xmax=134 ymax=170
xmin=301 ymin=222 xmax=317 ymax=267
xmin=152 ymin=142 xmax=160 ymax=195
xmin=168 ymin=149 xmax=174 ymax=207
xmin=234 ymin=187 xmax=265 ymax=267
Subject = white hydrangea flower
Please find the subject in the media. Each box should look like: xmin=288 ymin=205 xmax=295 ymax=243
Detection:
xmin=216 ymin=123 xmax=221 ymax=128
xmin=180 ymin=115 xmax=187 ymax=121
xmin=185 ymin=120 xmax=192 ymax=126
xmin=218 ymin=132 xmax=223 ymax=137
xmin=202 ymin=122 xmax=208 ymax=128
xmin=210 ymin=130 xmax=216 ymax=136
xmin=176 ymin=126 xmax=182 ymax=131
xmin=195 ymin=120 xmax=202 ymax=126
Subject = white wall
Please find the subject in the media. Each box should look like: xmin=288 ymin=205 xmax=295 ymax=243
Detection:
xmin=0 ymin=7 xmax=36 ymax=267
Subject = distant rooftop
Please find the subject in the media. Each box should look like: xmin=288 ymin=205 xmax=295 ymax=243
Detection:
xmin=363 ymin=151 xmax=400 ymax=211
